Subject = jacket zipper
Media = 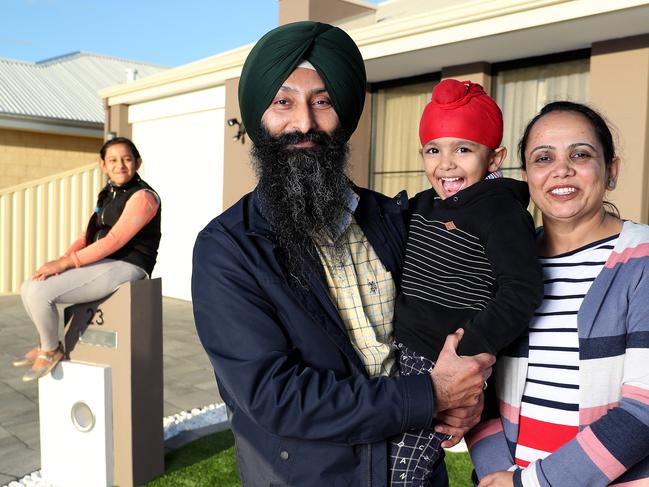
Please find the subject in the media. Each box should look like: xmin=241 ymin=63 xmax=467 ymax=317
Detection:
xmin=100 ymin=187 xmax=117 ymax=226
xmin=381 ymin=207 xmax=405 ymax=281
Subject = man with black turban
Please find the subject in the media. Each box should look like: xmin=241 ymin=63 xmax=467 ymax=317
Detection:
xmin=192 ymin=21 xmax=493 ymax=487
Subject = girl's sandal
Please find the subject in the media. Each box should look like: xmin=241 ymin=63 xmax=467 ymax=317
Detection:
xmin=22 ymin=347 xmax=64 ymax=382
xmin=12 ymin=347 xmax=41 ymax=367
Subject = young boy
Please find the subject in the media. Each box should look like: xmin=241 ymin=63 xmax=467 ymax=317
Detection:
xmin=389 ymin=79 xmax=543 ymax=486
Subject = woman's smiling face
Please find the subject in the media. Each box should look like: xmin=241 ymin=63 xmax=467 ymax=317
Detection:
xmin=100 ymin=143 xmax=141 ymax=186
xmin=522 ymin=110 xmax=618 ymax=225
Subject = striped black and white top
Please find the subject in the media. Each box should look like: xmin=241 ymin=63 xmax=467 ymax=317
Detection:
xmin=515 ymin=234 xmax=619 ymax=467
xmin=402 ymin=213 xmax=494 ymax=310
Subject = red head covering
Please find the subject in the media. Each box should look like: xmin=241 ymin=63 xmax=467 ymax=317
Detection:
xmin=419 ymin=79 xmax=503 ymax=149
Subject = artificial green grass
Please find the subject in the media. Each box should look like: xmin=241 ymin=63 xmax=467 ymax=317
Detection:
xmin=144 ymin=430 xmax=238 ymax=487
xmin=145 ymin=430 xmax=474 ymax=486
xmin=445 ymin=451 xmax=474 ymax=487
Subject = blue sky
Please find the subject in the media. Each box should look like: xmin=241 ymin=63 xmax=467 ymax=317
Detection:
xmin=2 ymin=0 xmax=383 ymax=67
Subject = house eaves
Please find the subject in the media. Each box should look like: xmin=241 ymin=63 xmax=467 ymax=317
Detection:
xmin=100 ymin=0 xmax=649 ymax=106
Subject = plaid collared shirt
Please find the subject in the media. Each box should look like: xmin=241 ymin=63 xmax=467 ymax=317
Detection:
xmin=316 ymin=213 xmax=397 ymax=378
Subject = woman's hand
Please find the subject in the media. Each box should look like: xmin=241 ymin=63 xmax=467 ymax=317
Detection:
xmin=32 ymin=256 xmax=75 ymax=280
xmin=434 ymin=392 xmax=484 ymax=447
xmin=478 ymin=470 xmax=515 ymax=486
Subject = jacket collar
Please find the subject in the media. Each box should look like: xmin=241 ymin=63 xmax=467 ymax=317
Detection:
xmin=245 ymin=187 xmax=274 ymax=239
xmin=431 ymin=176 xmax=530 ymax=209
xmin=107 ymin=172 xmax=143 ymax=192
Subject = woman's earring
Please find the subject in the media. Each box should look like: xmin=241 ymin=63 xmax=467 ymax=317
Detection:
xmin=607 ymin=179 xmax=616 ymax=189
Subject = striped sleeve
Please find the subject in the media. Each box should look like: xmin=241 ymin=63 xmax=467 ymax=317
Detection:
xmin=467 ymin=418 xmax=516 ymax=479
xmin=524 ymin=264 xmax=649 ymax=487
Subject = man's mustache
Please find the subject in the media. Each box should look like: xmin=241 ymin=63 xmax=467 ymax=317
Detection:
xmin=273 ymin=130 xmax=332 ymax=148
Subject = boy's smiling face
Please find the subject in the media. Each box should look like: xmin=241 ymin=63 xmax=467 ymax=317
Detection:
xmin=422 ymin=137 xmax=507 ymax=199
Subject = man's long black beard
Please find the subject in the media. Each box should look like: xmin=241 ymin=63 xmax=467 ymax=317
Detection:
xmin=251 ymin=126 xmax=352 ymax=280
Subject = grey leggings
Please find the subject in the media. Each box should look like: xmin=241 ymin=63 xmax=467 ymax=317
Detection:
xmin=21 ymin=259 xmax=147 ymax=351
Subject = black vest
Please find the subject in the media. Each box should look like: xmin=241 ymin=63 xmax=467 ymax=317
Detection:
xmin=87 ymin=174 xmax=161 ymax=275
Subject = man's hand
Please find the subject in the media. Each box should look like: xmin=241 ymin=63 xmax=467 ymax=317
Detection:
xmin=478 ymin=470 xmax=515 ymax=486
xmin=430 ymin=329 xmax=495 ymax=413
xmin=434 ymin=392 xmax=484 ymax=447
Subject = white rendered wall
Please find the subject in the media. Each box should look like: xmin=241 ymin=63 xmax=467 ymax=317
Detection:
xmin=129 ymin=87 xmax=225 ymax=300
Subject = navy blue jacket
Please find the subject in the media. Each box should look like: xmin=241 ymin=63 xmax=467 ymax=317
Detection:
xmin=192 ymin=186 xmax=435 ymax=486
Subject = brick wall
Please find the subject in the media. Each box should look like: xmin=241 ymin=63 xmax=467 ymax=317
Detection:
xmin=0 ymin=128 xmax=103 ymax=189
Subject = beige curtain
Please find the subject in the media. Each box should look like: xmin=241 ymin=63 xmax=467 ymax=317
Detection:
xmin=370 ymin=81 xmax=435 ymax=197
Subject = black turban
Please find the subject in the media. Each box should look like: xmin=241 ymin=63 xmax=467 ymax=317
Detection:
xmin=238 ymin=21 xmax=367 ymax=145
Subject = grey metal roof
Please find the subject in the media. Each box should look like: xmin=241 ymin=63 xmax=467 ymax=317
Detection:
xmin=0 ymin=51 xmax=167 ymax=124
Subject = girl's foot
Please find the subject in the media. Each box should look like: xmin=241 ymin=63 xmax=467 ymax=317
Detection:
xmin=12 ymin=347 xmax=40 ymax=367
xmin=22 ymin=346 xmax=64 ymax=382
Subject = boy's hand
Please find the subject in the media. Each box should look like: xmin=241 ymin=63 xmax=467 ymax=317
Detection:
xmin=434 ymin=392 xmax=484 ymax=447
xmin=430 ymin=329 xmax=495 ymax=412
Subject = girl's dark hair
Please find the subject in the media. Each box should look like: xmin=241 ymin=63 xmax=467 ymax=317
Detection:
xmin=518 ymin=101 xmax=619 ymax=217
xmin=99 ymin=136 xmax=141 ymax=160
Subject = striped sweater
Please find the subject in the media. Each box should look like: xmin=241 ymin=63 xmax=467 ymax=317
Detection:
xmin=468 ymin=221 xmax=649 ymax=486
xmin=515 ymin=235 xmax=617 ymax=467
